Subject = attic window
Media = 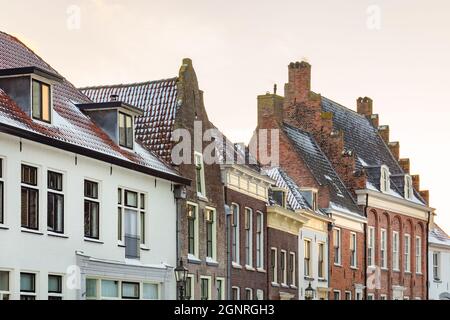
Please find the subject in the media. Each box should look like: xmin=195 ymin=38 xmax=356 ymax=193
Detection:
xmin=32 ymin=80 xmax=51 ymax=123
xmin=380 ymin=165 xmax=390 ymax=193
xmin=272 ymin=189 xmax=286 ymax=208
xmin=404 ymin=175 xmax=413 ymax=200
xmin=119 ymin=112 xmax=133 ymax=149
xmin=301 ymin=189 xmax=318 ymax=211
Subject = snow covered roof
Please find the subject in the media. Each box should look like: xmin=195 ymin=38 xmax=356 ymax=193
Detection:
xmin=81 ymin=78 xmax=179 ymax=162
xmin=282 ymin=123 xmax=362 ymax=216
xmin=0 ymin=31 xmax=186 ymax=184
xmin=321 ymin=96 xmax=425 ymax=205
xmin=429 ymin=224 xmax=450 ymax=248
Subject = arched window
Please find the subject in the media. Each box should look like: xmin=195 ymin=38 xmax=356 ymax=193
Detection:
xmin=404 ymin=175 xmax=413 ymax=200
xmin=380 ymin=165 xmax=390 ymax=193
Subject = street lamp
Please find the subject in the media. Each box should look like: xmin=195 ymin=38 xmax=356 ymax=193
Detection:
xmin=305 ymin=282 xmax=315 ymax=300
xmin=174 ymin=258 xmax=188 ymax=300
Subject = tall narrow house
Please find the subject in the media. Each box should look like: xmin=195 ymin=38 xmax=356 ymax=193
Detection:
xmin=82 ymin=60 xmax=227 ymax=300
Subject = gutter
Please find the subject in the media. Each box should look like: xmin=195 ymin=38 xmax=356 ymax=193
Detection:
xmin=0 ymin=123 xmax=191 ymax=185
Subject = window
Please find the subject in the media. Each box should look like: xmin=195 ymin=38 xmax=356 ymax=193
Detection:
xmin=367 ymin=293 xmax=374 ymax=300
xmin=350 ymin=232 xmax=357 ymax=268
xmin=84 ymin=180 xmax=99 ymax=239
xmin=415 ymin=236 xmax=422 ymax=274
xmin=245 ymin=288 xmax=253 ymax=300
xmin=194 ymin=152 xmax=205 ymax=196
xmin=244 ymin=208 xmax=253 ymax=266
xmin=289 ymin=252 xmax=296 ymax=286
xmin=333 ymin=228 xmax=341 ymax=265
xmin=433 ymin=252 xmax=440 ymax=280
xmin=355 ymin=291 xmax=363 ymax=300
xmin=301 ymin=189 xmax=318 ymax=211
xmin=0 ymin=271 xmax=10 ymax=300
xmin=185 ymin=275 xmax=194 ymax=300
xmin=119 ymin=112 xmax=133 ymax=149
xmin=48 ymin=275 xmax=63 ymax=300
xmin=256 ymin=289 xmax=264 ymax=300
xmin=404 ymin=296 xmax=410 ymax=300
xmin=345 ymin=291 xmax=352 ymax=300
xmin=21 ymin=165 xmax=39 ymax=230
xmin=47 ymin=171 xmax=64 ymax=234
xmin=333 ymin=290 xmax=341 ymax=300
xmin=380 ymin=165 xmax=390 ymax=193
xmin=232 ymin=287 xmax=240 ymax=300
xmin=380 ymin=294 xmax=387 ymax=300
xmin=143 ymin=283 xmax=159 ymax=300
xmin=393 ymin=231 xmax=399 ymax=270
xmin=187 ymin=203 xmax=198 ymax=257
xmin=101 ymin=280 xmax=119 ymax=299
xmin=270 ymin=248 xmax=277 ymax=283
xmin=122 ymin=282 xmax=139 ymax=299
xmin=32 ymin=79 xmax=51 ymax=122
xmin=86 ymin=279 xmax=98 ymax=299
xmin=404 ymin=234 xmax=411 ymax=272
xmin=216 ymin=278 xmax=225 ymax=300
xmin=304 ymin=240 xmax=311 ymax=277
xmin=404 ymin=175 xmax=413 ymax=200
xmin=20 ymin=273 xmax=36 ymax=300
xmin=318 ymin=243 xmax=325 ymax=278
xmin=256 ymin=211 xmax=264 ymax=269
xmin=231 ymin=203 xmax=239 ymax=263
xmin=0 ymin=159 xmax=4 ymax=224
xmin=206 ymin=208 xmax=216 ymax=259
xmin=368 ymin=227 xmax=375 ymax=267
xmin=381 ymin=229 xmax=387 ymax=269
xmin=281 ymin=250 xmax=287 ymax=285
xmin=200 ymin=278 xmax=210 ymax=300
xmin=118 ymin=189 xmax=146 ymax=258
xmin=272 ymin=189 xmax=286 ymax=208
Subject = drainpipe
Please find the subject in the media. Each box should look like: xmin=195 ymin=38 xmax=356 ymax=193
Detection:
xmin=327 ymin=218 xmax=334 ymax=300
xmin=223 ymin=186 xmax=232 ymax=300
xmin=364 ymin=194 xmax=369 ymax=300
xmin=426 ymin=210 xmax=431 ymax=300
xmin=174 ymin=185 xmax=186 ymax=299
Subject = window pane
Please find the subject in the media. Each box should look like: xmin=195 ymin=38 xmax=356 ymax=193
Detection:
xmin=22 ymin=165 xmax=37 ymax=185
xmin=0 ymin=181 xmax=3 ymax=224
xmin=143 ymin=283 xmax=159 ymax=300
xmin=42 ymin=84 xmax=51 ymax=122
xmin=86 ymin=279 xmax=97 ymax=298
xmin=140 ymin=194 xmax=145 ymax=209
xmin=84 ymin=180 xmax=98 ymax=199
xmin=125 ymin=191 xmax=138 ymax=207
xmin=20 ymin=273 xmax=35 ymax=292
xmin=122 ymin=282 xmax=139 ymax=299
xmin=32 ymin=80 xmax=41 ymax=119
xmin=126 ymin=115 xmax=133 ymax=148
xmin=101 ymin=280 xmax=119 ymax=298
xmin=48 ymin=275 xmax=62 ymax=293
xmin=48 ymin=171 xmax=62 ymax=191
xmin=118 ymin=208 xmax=122 ymax=241
xmin=119 ymin=113 xmax=126 ymax=146
xmin=140 ymin=212 xmax=145 ymax=244
xmin=0 ymin=271 xmax=9 ymax=291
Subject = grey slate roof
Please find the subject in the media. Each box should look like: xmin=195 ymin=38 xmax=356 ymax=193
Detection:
xmin=321 ymin=96 xmax=425 ymax=205
xmin=429 ymin=224 xmax=450 ymax=247
xmin=282 ymin=123 xmax=362 ymax=216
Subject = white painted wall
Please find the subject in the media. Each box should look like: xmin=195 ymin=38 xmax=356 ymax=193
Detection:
xmin=428 ymin=245 xmax=450 ymax=300
xmin=0 ymin=132 xmax=177 ymax=300
xmin=298 ymin=227 xmax=329 ymax=300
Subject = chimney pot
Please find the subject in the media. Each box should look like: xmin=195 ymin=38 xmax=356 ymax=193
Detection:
xmin=378 ymin=125 xmax=390 ymax=144
xmin=357 ymin=96 xmax=373 ymax=116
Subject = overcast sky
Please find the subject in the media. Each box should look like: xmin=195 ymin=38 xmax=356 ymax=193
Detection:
xmin=1 ymin=0 xmax=449 ymax=230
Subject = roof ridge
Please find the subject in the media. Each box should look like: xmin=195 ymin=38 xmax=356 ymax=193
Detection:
xmin=79 ymin=77 xmax=178 ymax=90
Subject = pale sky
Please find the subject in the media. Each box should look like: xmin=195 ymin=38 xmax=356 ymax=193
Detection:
xmin=1 ymin=0 xmax=449 ymax=231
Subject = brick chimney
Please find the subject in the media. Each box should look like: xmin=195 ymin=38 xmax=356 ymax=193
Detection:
xmin=378 ymin=125 xmax=390 ymax=144
xmin=285 ymin=61 xmax=311 ymax=104
xmin=388 ymin=141 xmax=400 ymax=160
xmin=257 ymin=92 xmax=284 ymax=129
xmin=370 ymin=114 xmax=379 ymax=128
xmin=412 ymin=175 xmax=420 ymax=191
xmin=357 ymin=97 xmax=373 ymax=116
xmin=399 ymin=158 xmax=410 ymax=174
xmin=419 ymin=190 xmax=429 ymax=205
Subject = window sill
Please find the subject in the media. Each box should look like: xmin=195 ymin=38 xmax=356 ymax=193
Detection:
xmin=381 ymin=267 xmax=389 ymax=271
xmin=304 ymin=276 xmax=315 ymax=281
xmin=140 ymin=245 xmax=150 ymax=251
xmin=281 ymin=283 xmax=290 ymax=288
xmin=271 ymin=282 xmax=280 ymax=287
xmin=318 ymin=278 xmax=327 ymax=282
xmin=0 ymin=225 xmax=10 ymax=230
xmin=245 ymin=265 xmax=255 ymax=271
xmin=197 ymin=194 xmax=209 ymax=202
xmin=404 ymin=271 xmax=412 ymax=275
xmin=433 ymin=279 xmax=442 ymax=283
xmin=206 ymin=257 xmax=219 ymax=266
xmin=257 ymin=268 xmax=266 ymax=273
xmin=350 ymin=266 xmax=358 ymax=270
xmin=334 ymin=263 xmax=342 ymax=268
xmin=290 ymin=285 xmax=298 ymax=289
xmin=21 ymin=228 xmax=44 ymax=235
xmin=84 ymin=237 xmax=104 ymax=244
xmin=232 ymin=262 xmax=242 ymax=269
xmin=188 ymin=254 xmax=201 ymax=264
xmin=416 ymin=272 xmax=423 ymax=276
xmin=47 ymin=231 xmax=69 ymax=239
xmin=393 ymin=269 xmax=400 ymax=273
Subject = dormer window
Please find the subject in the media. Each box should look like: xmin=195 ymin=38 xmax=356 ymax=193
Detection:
xmin=119 ymin=112 xmax=133 ymax=149
xmin=380 ymin=165 xmax=390 ymax=193
xmin=404 ymin=175 xmax=413 ymax=200
xmin=300 ymin=188 xmax=319 ymax=211
xmin=272 ymin=188 xmax=286 ymax=208
xmin=32 ymin=79 xmax=51 ymax=123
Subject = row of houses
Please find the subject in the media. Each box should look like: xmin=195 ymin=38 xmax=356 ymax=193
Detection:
xmin=0 ymin=31 xmax=448 ymax=300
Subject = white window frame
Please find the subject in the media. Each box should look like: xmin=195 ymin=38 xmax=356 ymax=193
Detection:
xmin=205 ymin=206 xmax=217 ymax=261
xmin=350 ymin=232 xmax=357 ymax=268
xmin=20 ymin=272 xmax=38 ymax=300
xmin=304 ymin=239 xmax=312 ymax=277
xmin=21 ymin=163 xmax=41 ymax=232
xmin=333 ymin=290 xmax=341 ymax=300
xmin=0 ymin=270 xmax=11 ymax=300
xmin=433 ymin=252 xmax=440 ymax=280
xmin=83 ymin=178 xmax=101 ymax=241
xmin=367 ymin=293 xmax=375 ymax=300
xmin=194 ymin=152 xmax=206 ymax=198
xmin=393 ymin=231 xmax=400 ymax=271
xmin=289 ymin=252 xmax=296 ymax=286
xmin=404 ymin=234 xmax=411 ymax=272
xmin=117 ymin=188 xmax=147 ymax=248
xmin=256 ymin=211 xmax=264 ymax=269
xmin=380 ymin=229 xmax=387 ymax=269
xmin=187 ymin=202 xmax=199 ymax=259
xmin=404 ymin=175 xmax=413 ymax=200
xmin=232 ymin=286 xmax=240 ymax=300
xmin=333 ymin=228 xmax=341 ymax=266
xmin=244 ymin=207 xmax=253 ymax=267
xmin=270 ymin=247 xmax=278 ymax=284
xmin=256 ymin=289 xmax=264 ymax=300
xmin=245 ymin=288 xmax=253 ymax=300
xmin=0 ymin=157 xmax=5 ymax=226
xmin=200 ymin=276 xmax=212 ymax=301
xmin=280 ymin=250 xmax=287 ymax=285
xmin=186 ymin=274 xmax=195 ymax=300
xmin=415 ymin=236 xmax=422 ymax=274
xmin=231 ymin=203 xmax=240 ymax=264
xmin=142 ymin=282 xmax=161 ymax=300
xmin=368 ymin=227 xmax=375 ymax=267
xmin=380 ymin=294 xmax=387 ymax=300
xmin=318 ymin=242 xmax=325 ymax=279
xmin=380 ymin=165 xmax=390 ymax=193
xmin=404 ymin=296 xmax=410 ymax=300
xmin=345 ymin=291 xmax=352 ymax=300
xmin=216 ymin=277 xmax=225 ymax=300
xmin=100 ymin=279 xmax=121 ymax=300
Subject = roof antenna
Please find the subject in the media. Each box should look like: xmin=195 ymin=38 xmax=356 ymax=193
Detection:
xmin=274 ymin=84 xmax=277 ymax=95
